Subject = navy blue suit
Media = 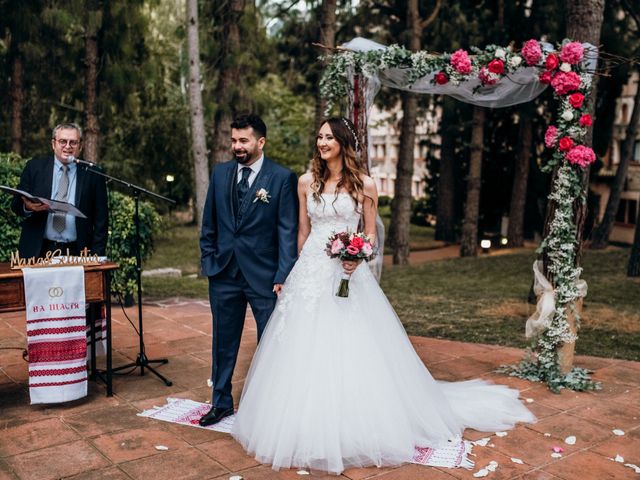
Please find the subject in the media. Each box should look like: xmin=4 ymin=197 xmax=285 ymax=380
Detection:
xmin=200 ymin=157 xmax=298 ymax=408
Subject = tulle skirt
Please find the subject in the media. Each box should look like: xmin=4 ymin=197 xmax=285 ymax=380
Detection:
xmin=231 ymin=248 xmax=535 ymax=474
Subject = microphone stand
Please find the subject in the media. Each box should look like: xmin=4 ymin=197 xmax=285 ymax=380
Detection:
xmin=79 ymin=161 xmax=176 ymax=386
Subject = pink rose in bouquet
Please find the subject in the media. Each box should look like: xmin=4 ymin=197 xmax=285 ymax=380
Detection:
xmin=544 ymin=125 xmax=558 ymax=148
xmin=522 ymin=39 xmax=542 ymax=65
xmin=559 ymin=42 xmax=584 ymax=64
xmin=450 ymin=49 xmax=472 ymax=74
xmin=350 ymin=235 xmax=365 ymax=249
xmin=331 ymin=239 xmax=344 ymax=255
xmin=565 ymin=145 xmax=596 ymax=168
xmin=550 ymin=71 xmax=581 ymax=95
xmin=325 ymin=230 xmax=377 ymax=297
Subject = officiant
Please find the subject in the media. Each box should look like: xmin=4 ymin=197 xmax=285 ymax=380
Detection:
xmin=11 ymin=123 xmax=108 ymax=259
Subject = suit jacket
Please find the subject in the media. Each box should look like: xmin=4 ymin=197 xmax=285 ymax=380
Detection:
xmin=11 ymin=156 xmax=109 ymax=258
xmin=200 ymin=157 xmax=299 ymax=297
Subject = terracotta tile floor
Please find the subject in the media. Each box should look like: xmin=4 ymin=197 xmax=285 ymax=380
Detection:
xmin=1 ymin=299 xmax=639 ymax=480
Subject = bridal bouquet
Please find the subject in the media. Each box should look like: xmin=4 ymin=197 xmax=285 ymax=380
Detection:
xmin=325 ymin=231 xmax=376 ymax=297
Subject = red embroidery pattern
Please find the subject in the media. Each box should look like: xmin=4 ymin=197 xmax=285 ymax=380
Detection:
xmin=28 ymin=326 xmax=86 ymax=337
xmin=27 ymin=316 xmax=85 ymax=324
xmin=30 ymin=378 xmax=87 ymax=388
xmin=29 ymin=339 xmax=87 ymax=363
xmin=29 ymin=366 xmax=87 ymax=377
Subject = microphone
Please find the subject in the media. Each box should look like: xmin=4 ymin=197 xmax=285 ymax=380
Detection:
xmin=68 ymin=155 xmax=96 ymax=167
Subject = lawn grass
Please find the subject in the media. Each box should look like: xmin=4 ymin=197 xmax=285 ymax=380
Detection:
xmin=143 ymin=221 xmax=640 ymax=361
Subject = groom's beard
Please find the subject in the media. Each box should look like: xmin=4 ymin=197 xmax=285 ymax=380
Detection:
xmin=233 ymin=148 xmax=258 ymax=164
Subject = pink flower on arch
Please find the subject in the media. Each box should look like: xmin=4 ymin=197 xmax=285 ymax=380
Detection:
xmin=579 ymin=114 xmax=593 ymax=127
xmin=559 ymin=42 xmax=585 ymax=65
xmin=569 ymin=92 xmax=585 ymax=109
xmin=551 ymin=71 xmax=582 ymax=95
xmin=565 ymin=145 xmax=596 ymax=168
xmin=539 ymin=71 xmax=553 ymax=84
xmin=488 ymin=59 xmax=505 ymax=75
xmin=450 ymin=49 xmax=472 ymax=74
xmin=434 ymin=71 xmax=449 ymax=85
xmin=478 ymin=67 xmax=499 ymax=85
xmin=545 ymin=125 xmax=558 ymax=148
xmin=522 ymin=39 xmax=543 ymax=66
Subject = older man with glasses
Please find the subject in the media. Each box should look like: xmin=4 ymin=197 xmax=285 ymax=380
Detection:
xmin=11 ymin=123 xmax=108 ymax=259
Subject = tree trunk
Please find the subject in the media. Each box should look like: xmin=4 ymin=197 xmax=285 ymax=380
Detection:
xmin=565 ymin=0 xmax=605 ymax=258
xmin=628 ymin=206 xmax=640 ymax=277
xmin=83 ymin=4 xmax=102 ymax=164
xmin=460 ymin=107 xmax=485 ymax=257
xmin=10 ymin=52 xmax=24 ymax=155
xmin=554 ymin=0 xmax=605 ymax=371
xmin=389 ymin=0 xmax=422 ymax=265
xmin=389 ymin=92 xmax=417 ymax=264
xmin=211 ymin=0 xmax=245 ymax=165
xmin=186 ymin=0 xmax=210 ymax=232
xmin=435 ymin=96 xmax=457 ymax=242
xmin=591 ymin=74 xmax=640 ymax=249
xmin=314 ymin=0 xmax=337 ymax=133
xmin=508 ymin=104 xmax=534 ymax=247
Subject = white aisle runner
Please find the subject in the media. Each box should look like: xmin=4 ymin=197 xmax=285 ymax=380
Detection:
xmin=23 ymin=266 xmax=88 ymax=404
xmin=139 ymin=398 xmax=474 ymax=469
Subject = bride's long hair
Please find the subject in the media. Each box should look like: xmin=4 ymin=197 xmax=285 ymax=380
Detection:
xmin=310 ymin=117 xmax=367 ymax=207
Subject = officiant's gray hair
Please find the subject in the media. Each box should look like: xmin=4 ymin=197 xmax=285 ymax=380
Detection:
xmin=52 ymin=123 xmax=83 ymax=140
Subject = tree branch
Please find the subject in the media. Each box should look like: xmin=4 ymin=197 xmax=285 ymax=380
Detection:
xmin=420 ymin=0 xmax=442 ymax=30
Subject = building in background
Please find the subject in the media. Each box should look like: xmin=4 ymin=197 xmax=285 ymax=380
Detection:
xmin=592 ymin=71 xmax=640 ymax=244
xmin=367 ymin=104 xmax=439 ymax=199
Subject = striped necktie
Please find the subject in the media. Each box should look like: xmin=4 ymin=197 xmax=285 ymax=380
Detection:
xmin=52 ymin=165 xmax=69 ymax=232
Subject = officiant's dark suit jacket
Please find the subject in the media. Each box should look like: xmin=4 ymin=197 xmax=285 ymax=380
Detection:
xmin=11 ymin=156 xmax=109 ymax=258
xmin=200 ymin=157 xmax=298 ymax=298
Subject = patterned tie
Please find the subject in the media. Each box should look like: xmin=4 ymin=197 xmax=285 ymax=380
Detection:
xmin=237 ymin=167 xmax=252 ymax=206
xmin=52 ymin=164 xmax=69 ymax=232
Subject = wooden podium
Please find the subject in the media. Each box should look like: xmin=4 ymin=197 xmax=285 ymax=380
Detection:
xmin=0 ymin=262 xmax=118 ymax=396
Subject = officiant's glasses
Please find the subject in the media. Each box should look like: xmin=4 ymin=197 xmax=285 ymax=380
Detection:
xmin=55 ymin=139 xmax=81 ymax=147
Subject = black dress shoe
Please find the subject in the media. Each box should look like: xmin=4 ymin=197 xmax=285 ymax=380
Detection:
xmin=199 ymin=406 xmax=234 ymax=427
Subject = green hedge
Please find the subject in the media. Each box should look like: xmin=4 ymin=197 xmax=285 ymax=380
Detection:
xmin=0 ymin=153 xmax=161 ymax=297
xmin=0 ymin=153 xmax=25 ymax=259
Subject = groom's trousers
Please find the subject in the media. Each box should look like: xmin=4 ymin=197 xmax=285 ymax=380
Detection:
xmin=208 ymin=259 xmax=277 ymax=409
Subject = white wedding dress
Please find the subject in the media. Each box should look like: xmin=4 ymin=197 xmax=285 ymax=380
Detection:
xmin=231 ymin=193 xmax=535 ymax=474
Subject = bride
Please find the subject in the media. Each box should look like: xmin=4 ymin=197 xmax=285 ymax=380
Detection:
xmin=231 ymin=117 xmax=535 ymax=475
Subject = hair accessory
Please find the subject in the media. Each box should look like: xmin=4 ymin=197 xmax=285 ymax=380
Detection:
xmin=341 ymin=118 xmax=360 ymax=152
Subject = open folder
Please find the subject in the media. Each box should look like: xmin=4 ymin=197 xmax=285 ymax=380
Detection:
xmin=0 ymin=185 xmax=88 ymax=218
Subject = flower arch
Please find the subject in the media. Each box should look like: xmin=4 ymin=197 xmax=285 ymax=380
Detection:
xmin=320 ymin=37 xmax=600 ymax=392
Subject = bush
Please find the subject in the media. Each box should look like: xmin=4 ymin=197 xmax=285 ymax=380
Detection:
xmin=107 ymin=191 xmax=162 ymax=297
xmin=410 ymin=197 xmax=431 ymax=226
xmin=0 ymin=153 xmax=26 ymax=261
xmin=0 ymin=152 xmax=162 ymax=297
xmin=378 ymin=195 xmax=392 ymax=208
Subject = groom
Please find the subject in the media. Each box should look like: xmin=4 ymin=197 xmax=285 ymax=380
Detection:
xmin=199 ymin=114 xmax=299 ymax=426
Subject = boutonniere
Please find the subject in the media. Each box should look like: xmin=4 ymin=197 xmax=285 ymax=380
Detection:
xmin=253 ymin=188 xmax=270 ymax=203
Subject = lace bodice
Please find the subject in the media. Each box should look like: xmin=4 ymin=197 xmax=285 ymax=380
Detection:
xmin=304 ymin=192 xmax=361 ymax=252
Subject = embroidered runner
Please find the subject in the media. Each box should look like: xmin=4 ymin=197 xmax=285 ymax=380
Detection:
xmin=23 ymin=266 xmax=87 ymax=404
xmin=139 ymin=398 xmax=474 ymax=469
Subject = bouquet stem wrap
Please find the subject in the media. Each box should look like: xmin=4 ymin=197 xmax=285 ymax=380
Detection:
xmin=336 ymin=272 xmax=352 ymax=297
